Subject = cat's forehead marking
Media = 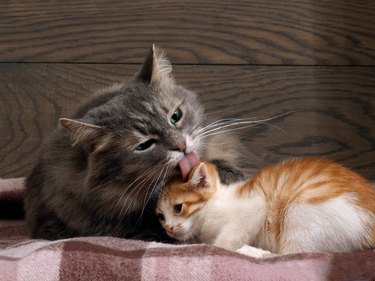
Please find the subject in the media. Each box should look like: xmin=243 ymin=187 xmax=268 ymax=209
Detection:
xmin=163 ymin=181 xmax=207 ymax=212
xmin=155 ymin=87 xmax=184 ymax=109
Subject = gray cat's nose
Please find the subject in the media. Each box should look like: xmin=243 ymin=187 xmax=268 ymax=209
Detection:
xmin=178 ymin=142 xmax=186 ymax=152
xmin=172 ymin=141 xmax=186 ymax=153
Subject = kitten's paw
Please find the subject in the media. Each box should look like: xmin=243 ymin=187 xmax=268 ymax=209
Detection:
xmin=236 ymin=245 xmax=275 ymax=258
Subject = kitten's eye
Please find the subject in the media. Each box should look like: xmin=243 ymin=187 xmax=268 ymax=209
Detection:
xmin=170 ymin=108 xmax=183 ymax=125
xmin=157 ymin=213 xmax=165 ymax=222
xmin=174 ymin=203 xmax=183 ymax=214
xmin=135 ymin=139 xmax=157 ymax=151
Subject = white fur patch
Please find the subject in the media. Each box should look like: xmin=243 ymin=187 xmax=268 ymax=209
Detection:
xmin=185 ymin=134 xmax=200 ymax=155
xmin=236 ymin=245 xmax=275 ymax=258
xmin=281 ymin=194 xmax=373 ymax=254
xmin=198 ymin=184 xmax=267 ymax=248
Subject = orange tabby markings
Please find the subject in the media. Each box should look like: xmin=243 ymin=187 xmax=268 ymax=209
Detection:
xmin=157 ymin=157 xmax=375 ymax=254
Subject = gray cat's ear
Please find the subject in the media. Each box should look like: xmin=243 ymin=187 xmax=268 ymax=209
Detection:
xmin=59 ymin=118 xmax=105 ymax=151
xmin=189 ymin=163 xmax=211 ymax=189
xmin=136 ymin=44 xmax=173 ymax=84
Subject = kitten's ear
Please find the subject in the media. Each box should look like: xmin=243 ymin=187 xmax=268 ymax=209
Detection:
xmin=59 ymin=118 xmax=105 ymax=151
xmin=136 ymin=44 xmax=173 ymax=84
xmin=189 ymin=163 xmax=211 ymax=189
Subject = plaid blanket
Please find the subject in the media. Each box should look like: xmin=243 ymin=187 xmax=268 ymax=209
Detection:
xmin=1 ymin=178 xmax=375 ymax=281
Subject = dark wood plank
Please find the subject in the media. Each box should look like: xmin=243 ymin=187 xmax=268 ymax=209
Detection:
xmin=0 ymin=64 xmax=374 ymax=179
xmin=0 ymin=0 xmax=374 ymax=65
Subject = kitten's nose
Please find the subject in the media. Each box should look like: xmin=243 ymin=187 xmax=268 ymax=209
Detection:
xmin=166 ymin=224 xmax=174 ymax=232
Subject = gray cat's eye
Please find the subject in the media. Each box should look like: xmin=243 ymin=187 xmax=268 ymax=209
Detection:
xmin=170 ymin=108 xmax=182 ymax=124
xmin=135 ymin=139 xmax=157 ymax=151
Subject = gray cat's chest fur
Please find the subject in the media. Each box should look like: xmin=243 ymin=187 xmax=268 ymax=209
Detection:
xmin=24 ymin=46 xmax=252 ymax=241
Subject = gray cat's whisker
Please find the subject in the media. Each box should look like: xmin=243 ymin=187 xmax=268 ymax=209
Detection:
xmin=199 ymin=117 xmax=272 ymax=134
xmin=138 ymin=165 xmax=172 ymax=229
xmin=201 ymin=111 xmax=294 ymax=133
xmin=222 ymin=111 xmax=295 ymax=127
xmin=199 ymin=141 xmax=238 ymax=146
xmin=199 ymin=121 xmax=260 ymax=137
xmin=133 ymin=164 xmax=169 ymax=206
xmin=200 ymin=124 xmax=261 ymax=138
xmin=126 ymin=170 xmax=154 ymax=191
xmin=135 ymin=167 xmax=166 ymax=229
xmin=255 ymin=121 xmax=289 ymax=136
xmin=201 ymin=122 xmax=288 ymax=140
xmin=117 ymin=167 xmax=161 ymax=221
xmin=122 ymin=168 xmax=160 ymax=214
xmin=142 ymin=166 xmax=166 ymax=210
xmin=197 ymin=119 xmax=234 ymax=133
xmin=203 ymin=108 xmax=248 ymax=117
xmin=108 ymin=167 xmax=156 ymax=224
xmin=199 ymin=111 xmax=294 ymax=137
xmin=198 ymin=117 xmax=258 ymax=133
xmin=221 ymin=111 xmax=294 ymax=124
xmin=199 ymin=121 xmax=265 ymax=138
xmin=146 ymin=166 xmax=170 ymax=211
xmin=215 ymin=120 xmax=288 ymax=136
xmin=113 ymin=166 xmax=158 ymax=218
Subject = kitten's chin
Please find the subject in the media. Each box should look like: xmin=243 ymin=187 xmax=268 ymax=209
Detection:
xmin=168 ymin=229 xmax=193 ymax=242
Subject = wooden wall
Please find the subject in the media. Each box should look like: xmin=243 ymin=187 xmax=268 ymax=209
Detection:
xmin=0 ymin=0 xmax=374 ymax=180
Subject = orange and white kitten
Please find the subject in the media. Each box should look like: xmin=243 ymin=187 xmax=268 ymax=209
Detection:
xmin=156 ymin=158 xmax=375 ymax=255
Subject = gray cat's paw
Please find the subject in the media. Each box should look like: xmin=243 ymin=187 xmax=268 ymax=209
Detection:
xmin=236 ymin=245 xmax=275 ymax=258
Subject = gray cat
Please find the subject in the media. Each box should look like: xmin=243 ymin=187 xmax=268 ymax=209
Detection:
xmin=24 ymin=46 xmax=252 ymax=241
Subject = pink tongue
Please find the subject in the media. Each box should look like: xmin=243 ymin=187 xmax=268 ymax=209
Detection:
xmin=178 ymin=152 xmax=199 ymax=179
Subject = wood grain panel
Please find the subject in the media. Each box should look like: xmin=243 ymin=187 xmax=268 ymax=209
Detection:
xmin=0 ymin=64 xmax=374 ymax=179
xmin=0 ymin=0 xmax=374 ymax=65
